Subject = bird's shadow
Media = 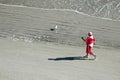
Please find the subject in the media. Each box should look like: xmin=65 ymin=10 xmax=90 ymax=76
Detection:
xmin=48 ymin=56 xmax=94 ymax=61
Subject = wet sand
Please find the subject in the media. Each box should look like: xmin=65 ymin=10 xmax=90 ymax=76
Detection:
xmin=0 ymin=4 xmax=120 ymax=47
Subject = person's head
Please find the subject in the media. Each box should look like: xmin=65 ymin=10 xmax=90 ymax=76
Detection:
xmin=88 ymin=32 xmax=92 ymax=36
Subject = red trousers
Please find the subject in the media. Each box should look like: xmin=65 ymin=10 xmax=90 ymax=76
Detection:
xmin=86 ymin=46 xmax=94 ymax=55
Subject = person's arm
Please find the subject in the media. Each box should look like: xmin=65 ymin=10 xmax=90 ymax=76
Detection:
xmin=81 ymin=37 xmax=86 ymax=41
xmin=93 ymin=38 xmax=96 ymax=45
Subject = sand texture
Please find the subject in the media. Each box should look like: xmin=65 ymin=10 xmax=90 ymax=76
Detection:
xmin=0 ymin=39 xmax=120 ymax=80
xmin=0 ymin=3 xmax=120 ymax=80
xmin=0 ymin=4 xmax=120 ymax=47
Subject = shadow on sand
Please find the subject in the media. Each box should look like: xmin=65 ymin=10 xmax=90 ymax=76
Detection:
xmin=48 ymin=56 xmax=95 ymax=61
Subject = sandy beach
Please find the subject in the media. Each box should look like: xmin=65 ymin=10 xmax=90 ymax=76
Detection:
xmin=0 ymin=3 xmax=120 ymax=80
xmin=0 ymin=4 xmax=120 ymax=47
xmin=0 ymin=39 xmax=120 ymax=80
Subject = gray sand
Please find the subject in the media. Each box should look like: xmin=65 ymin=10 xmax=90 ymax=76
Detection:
xmin=0 ymin=4 xmax=120 ymax=80
xmin=0 ymin=0 xmax=120 ymax=20
xmin=0 ymin=39 xmax=120 ymax=80
xmin=0 ymin=4 xmax=120 ymax=47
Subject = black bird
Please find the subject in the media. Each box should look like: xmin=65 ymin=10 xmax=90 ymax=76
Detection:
xmin=50 ymin=25 xmax=58 ymax=31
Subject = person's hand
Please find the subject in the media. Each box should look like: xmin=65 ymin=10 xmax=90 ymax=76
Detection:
xmin=81 ymin=37 xmax=85 ymax=41
xmin=81 ymin=37 xmax=84 ymax=39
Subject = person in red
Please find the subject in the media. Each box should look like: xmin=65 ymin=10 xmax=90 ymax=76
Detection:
xmin=81 ymin=32 xmax=96 ymax=59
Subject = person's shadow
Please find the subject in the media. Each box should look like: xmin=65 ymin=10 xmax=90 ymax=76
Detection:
xmin=48 ymin=56 xmax=94 ymax=61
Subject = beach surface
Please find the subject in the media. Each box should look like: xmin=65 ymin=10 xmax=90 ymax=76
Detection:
xmin=0 ymin=4 xmax=120 ymax=47
xmin=0 ymin=3 xmax=120 ymax=80
xmin=0 ymin=39 xmax=120 ymax=80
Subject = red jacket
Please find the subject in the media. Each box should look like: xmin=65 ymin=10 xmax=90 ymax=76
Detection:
xmin=86 ymin=36 xmax=96 ymax=47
